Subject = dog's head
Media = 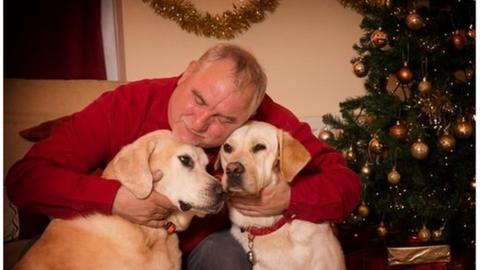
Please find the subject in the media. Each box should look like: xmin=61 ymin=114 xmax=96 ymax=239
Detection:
xmin=105 ymin=130 xmax=225 ymax=216
xmin=218 ymin=121 xmax=311 ymax=196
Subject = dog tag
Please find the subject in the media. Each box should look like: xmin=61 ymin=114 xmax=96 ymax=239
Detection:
xmin=165 ymin=222 xmax=176 ymax=234
xmin=247 ymin=250 xmax=256 ymax=265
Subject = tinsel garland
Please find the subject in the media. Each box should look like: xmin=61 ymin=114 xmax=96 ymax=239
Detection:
xmin=142 ymin=0 xmax=279 ymax=39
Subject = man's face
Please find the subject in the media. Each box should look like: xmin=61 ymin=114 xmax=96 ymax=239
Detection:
xmin=168 ymin=59 xmax=256 ymax=148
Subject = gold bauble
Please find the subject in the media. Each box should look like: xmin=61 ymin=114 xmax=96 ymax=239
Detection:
xmin=377 ymin=222 xmax=388 ymax=238
xmin=368 ymin=137 xmax=383 ymax=154
xmin=453 ymin=118 xmax=473 ymax=139
xmin=418 ymin=226 xmax=431 ymax=242
xmin=334 ymin=128 xmax=344 ymax=140
xmin=370 ymin=29 xmax=388 ymax=48
xmin=318 ymin=129 xmax=334 ymax=141
xmin=396 ymin=63 xmax=414 ymax=84
xmin=451 ymin=31 xmax=466 ymax=50
xmin=387 ymin=167 xmax=401 ymax=185
xmin=417 ymin=77 xmax=432 ymax=94
xmin=346 ymin=147 xmax=356 ymax=161
xmin=389 ymin=121 xmax=408 ymax=141
xmin=406 ymin=12 xmax=424 ymax=30
xmin=411 ymin=140 xmax=429 ymax=160
xmin=358 ymin=202 xmax=369 ymax=218
xmin=467 ymin=24 xmax=475 ymax=40
xmin=353 ymin=60 xmax=368 ymax=77
xmin=360 ymin=163 xmax=372 ymax=177
xmin=438 ymin=134 xmax=456 ymax=152
xmin=432 ymin=228 xmax=443 ymax=241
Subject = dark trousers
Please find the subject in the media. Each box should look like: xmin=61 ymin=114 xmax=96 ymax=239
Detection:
xmin=186 ymin=230 xmax=251 ymax=270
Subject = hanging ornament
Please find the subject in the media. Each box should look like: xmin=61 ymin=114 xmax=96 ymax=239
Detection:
xmin=353 ymin=60 xmax=368 ymax=77
xmin=411 ymin=139 xmax=429 ymax=160
xmin=432 ymin=227 xmax=444 ymax=241
xmin=417 ymin=77 xmax=432 ymax=94
xmin=387 ymin=167 xmax=401 ymax=185
xmin=368 ymin=137 xmax=383 ymax=154
xmin=377 ymin=222 xmax=388 ymax=238
xmin=318 ymin=129 xmax=334 ymax=141
xmin=370 ymin=28 xmax=388 ymax=48
xmin=389 ymin=121 xmax=408 ymax=140
xmin=334 ymin=128 xmax=345 ymax=140
xmin=438 ymin=133 xmax=456 ymax=152
xmin=358 ymin=201 xmax=369 ymax=218
xmin=345 ymin=147 xmax=356 ymax=161
xmin=418 ymin=225 xmax=431 ymax=242
xmin=471 ymin=177 xmax=476 ymax=190
xmin=396 ymin=62 xmax=414 ymax=84
xmin=451 ymin=31 xmax=466 ymax=50
xmin=406 ymin=11 xmax=424 ymax=30
xmin=466 ymin=24 xmax=475 ymax=41
xmin=360 ymin=163 xmax=372 ymax=177
xmin=453 ymin=117 xmax=473 ymax=139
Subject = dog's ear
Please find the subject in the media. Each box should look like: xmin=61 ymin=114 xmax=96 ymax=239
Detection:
xmin=110 ymin=136 xmax=161 ymax=199
xmin=277 ymin=130 xmax=311 ymax=182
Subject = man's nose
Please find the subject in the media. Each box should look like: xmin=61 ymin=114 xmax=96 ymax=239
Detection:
xmin=191 ymin=111 xmax=211 ymax=132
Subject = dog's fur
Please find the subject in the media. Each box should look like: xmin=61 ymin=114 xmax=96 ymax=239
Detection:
xmin=15 ymin=130 xmax=225 ymax=270
xmin=218 ymin=121 xmax=345 ymax=270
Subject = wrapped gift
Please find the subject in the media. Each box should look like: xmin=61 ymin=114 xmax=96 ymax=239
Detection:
xmin=387 ymin=245 xmax=451 ymax=265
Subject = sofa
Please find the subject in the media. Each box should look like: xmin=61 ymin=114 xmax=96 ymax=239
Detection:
xmin=4 ymin=79 xmax=125 ymax=269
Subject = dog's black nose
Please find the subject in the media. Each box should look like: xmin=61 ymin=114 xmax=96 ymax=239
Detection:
xmin=226 ymin=162 xmax=245 ymax=178
xmin=179 ymin=200 xmax=192 ymax=212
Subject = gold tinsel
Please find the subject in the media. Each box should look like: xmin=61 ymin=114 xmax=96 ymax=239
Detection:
xmin=142 ymin=0 xmax=280 ymax=39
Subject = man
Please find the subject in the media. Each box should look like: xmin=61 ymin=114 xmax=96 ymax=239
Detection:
xmin=6 ymin=44 xmax=361 ymax=269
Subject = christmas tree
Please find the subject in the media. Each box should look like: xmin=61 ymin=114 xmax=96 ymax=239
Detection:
xmin=322 ymin=0 xmax=475 ymax=248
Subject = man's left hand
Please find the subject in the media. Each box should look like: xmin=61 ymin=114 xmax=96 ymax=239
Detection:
xmin=228 ymin=180 xmax=290 ymax=217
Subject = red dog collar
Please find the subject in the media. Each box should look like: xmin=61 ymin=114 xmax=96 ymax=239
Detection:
xmin=241 ymin=214 xmax=293 ymax=236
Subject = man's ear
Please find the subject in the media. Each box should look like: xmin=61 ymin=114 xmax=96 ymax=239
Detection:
xmin=178 ymin=61 xmax=198 ymax=84
xmin=276 ymin=130 xmax=311 ymax=183
xmin=110 ymin=134 xmax=163 ymax=199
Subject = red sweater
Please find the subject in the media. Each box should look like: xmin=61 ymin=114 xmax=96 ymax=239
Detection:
xmin=6 ymin=77 xmax=361 ymax=252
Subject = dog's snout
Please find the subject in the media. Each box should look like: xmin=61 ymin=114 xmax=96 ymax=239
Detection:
xmin=226 ymin=162 xmax=245 ymax=178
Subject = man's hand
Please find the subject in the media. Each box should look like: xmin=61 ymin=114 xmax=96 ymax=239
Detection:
xmin=228 ymin=180 xmax=291 ymax=217
xmin=112 ymin=185 xmax=177 ymax=228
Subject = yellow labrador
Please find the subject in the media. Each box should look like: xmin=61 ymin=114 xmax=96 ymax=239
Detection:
xmin=218 ymin=121 xmax=345 ymax=270
xmin=15 ymin=130 xmax=225 ymax=270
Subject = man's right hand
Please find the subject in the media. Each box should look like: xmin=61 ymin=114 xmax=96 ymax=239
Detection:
xmin=112 ymin=185 xmax=177 ymax=228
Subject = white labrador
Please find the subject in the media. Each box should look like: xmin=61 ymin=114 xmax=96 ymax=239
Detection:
xmin=218 ymin=121 xmax=345 ymax=270
xmin=15 ymin=130 xmax=225 ymax=270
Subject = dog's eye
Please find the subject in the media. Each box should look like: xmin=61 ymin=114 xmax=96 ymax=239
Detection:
xmin=223 ymin=143 xmax=233 ymax=153
xmin=178 ymin=155 xmax=194 ymax=168
xmin=252 ymin=143 xmax=266 ymax=153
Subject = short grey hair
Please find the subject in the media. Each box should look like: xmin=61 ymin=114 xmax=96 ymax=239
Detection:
xmin=197 ymin=43 xmax=267 ymax=112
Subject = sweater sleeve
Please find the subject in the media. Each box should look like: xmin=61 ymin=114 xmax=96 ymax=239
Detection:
xmin=5 ymin=80 xmax=156 ymax=219
xmin=255 ymin=96 xmax=362 ymax=223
